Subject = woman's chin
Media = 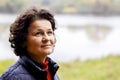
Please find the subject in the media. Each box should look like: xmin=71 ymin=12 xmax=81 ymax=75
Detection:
xmin=43 ymin=49 xmax=53 ymax=55
xmin=43 ymin=50 xmax=53 ymax=55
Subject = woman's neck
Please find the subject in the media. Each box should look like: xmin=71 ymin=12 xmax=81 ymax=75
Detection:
xmin=29 ymin=54 xmax=47 ymax=64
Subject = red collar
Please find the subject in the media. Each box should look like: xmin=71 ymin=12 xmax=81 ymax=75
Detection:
xmin=41 ymin=59 xmax=51 ymax=80
xmin=42 ymin=59 xmax=49 ymax=70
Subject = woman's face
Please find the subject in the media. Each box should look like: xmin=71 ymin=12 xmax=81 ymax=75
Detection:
xmin=26 ymin=19 xmax=55 ymax=58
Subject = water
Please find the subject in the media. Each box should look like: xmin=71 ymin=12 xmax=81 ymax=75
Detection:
xmin=51 ymin=27 xmax=120 ymax=62
xmin=0 ymin=14 xmax=120 ymax=62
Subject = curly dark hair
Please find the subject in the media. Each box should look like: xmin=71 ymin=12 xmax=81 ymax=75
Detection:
xmin=9 ymin=6 xmax=56 ymax=56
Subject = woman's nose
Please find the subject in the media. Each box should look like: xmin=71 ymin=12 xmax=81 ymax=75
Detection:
xmin=42 ymin=34 xmax=50 ymax=42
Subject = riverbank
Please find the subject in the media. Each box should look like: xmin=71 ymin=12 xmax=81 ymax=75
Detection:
xmin=0 ymin=55 xmax=120 ymax=80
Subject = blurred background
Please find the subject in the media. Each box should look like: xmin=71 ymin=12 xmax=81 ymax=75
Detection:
xmin=0 ymin=0 xmax=120 ymax=80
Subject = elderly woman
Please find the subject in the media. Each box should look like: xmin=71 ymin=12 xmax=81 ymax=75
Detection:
xmin=0 ymin=6 xmax=59 ymax=80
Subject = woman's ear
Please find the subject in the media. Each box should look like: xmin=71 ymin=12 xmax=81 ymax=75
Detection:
xmin=54 ymin=35 xmax=56 ymax=44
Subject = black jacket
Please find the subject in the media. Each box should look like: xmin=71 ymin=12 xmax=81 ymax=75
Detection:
xmin=0 ymin=56 xmax=59 ymax=80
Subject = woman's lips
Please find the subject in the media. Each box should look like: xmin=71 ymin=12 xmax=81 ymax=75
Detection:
xmin=41 ymin=44 xmax=52 ymax=48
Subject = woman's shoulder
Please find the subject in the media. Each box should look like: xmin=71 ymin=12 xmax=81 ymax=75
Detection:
xmin=0 ymin=61 xmax=30 ymax=80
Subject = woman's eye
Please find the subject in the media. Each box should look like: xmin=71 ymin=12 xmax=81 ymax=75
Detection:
xmin=35 ymin=32 xmax=42 ymax=36
xmin=48 ymin=31 xmax=53 ymax=35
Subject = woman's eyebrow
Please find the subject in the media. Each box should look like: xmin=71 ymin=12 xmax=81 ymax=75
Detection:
xmin=36 ymin=28 xmax=52 ymax=31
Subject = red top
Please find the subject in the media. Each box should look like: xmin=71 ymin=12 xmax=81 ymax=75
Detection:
xmin=42 ymin=59 xmax=52 ymax=80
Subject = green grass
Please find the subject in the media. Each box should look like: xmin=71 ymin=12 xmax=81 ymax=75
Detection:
xmin=0 ymin=55 xmax=120 ymax=80
xmin=0 ymin=59 xmax=14 ymax=75
xmin=57 ymin=55 xmax=120 ymax=80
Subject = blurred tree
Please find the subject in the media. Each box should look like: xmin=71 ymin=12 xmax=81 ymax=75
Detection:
xmin=50 ymin=0 xmax=66 ymax=14
xmin=0 ymin=0 xmax=30 ymax=14
xmin=0 ymin=0 xmax=120 ymax=15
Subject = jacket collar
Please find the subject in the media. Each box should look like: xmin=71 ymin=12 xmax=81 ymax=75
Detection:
xmin=18 ymin=55 xmax=59 ymax=80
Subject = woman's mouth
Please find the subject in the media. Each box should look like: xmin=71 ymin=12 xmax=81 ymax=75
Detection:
xmin=41 ymin=44 xmax=52 ymax=48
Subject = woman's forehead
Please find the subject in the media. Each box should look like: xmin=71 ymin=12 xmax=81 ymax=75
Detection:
xmin=28 ymin=20 xmax=52 ymax=31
